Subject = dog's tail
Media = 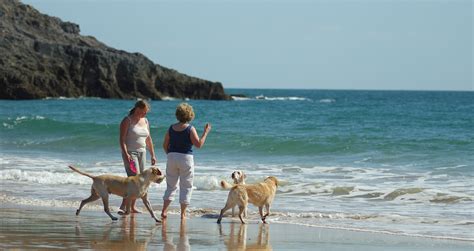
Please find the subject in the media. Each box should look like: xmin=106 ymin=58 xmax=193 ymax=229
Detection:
xmin=220 ymin=180 xmax=234 ymax=190
xmin=68 ymin=165 xmax=95 ymax=179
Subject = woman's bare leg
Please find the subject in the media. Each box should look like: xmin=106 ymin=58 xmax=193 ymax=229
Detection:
xmin=162 ymin=199 xmax=172 ymax=219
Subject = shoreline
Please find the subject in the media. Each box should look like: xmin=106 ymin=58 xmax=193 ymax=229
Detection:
xmin=1 ymin=196 xmax=473 ymax=243
xmin=0 ymin=204 xmax=472 ymax=250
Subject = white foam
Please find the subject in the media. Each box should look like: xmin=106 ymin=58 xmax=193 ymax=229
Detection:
xmin=161 ymin=96 xmax=177 ymax=101
xmin=251 ymin=95 xmax=311 ymax=101
xmin=0 ymin=194 xmax=93 ymax=209
xmin=0 ymin=169 xmax=97 ymax=185
xmin=43 ymin=96 xmax=101 ymax=100
xmin=2 ymin=116 xmax=46 ymax=128
xmin=319 ymin=98 xmax=336 ymax=103
xmin=193 ymin=176 xmax=221 ymax=190
xmin=231 ymin=96 xmax=251 ymax=101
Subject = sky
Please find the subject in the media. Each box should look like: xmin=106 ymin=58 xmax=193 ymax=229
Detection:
xmin=23 ymin=0 xmax=473 ymax=91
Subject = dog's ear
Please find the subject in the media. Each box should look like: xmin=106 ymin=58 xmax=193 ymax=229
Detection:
xmin=152 ymin=168 xmax=162 ymax=176
xmin=267 ymin=176 xmax=278 ymax=186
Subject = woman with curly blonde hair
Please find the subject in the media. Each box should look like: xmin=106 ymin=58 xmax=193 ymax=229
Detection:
xmin=161 ymin=102 xmax=211 ymax=220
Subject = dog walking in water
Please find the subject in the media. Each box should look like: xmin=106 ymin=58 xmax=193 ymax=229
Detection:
xmin=69 ymin=165 xmax=164 ymax=222
xmin=218 ymin=176 xmax=279 ymax=224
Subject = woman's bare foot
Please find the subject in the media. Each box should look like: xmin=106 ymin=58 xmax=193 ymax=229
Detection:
xmin=180 ymin=204 xmax=188 ymax=220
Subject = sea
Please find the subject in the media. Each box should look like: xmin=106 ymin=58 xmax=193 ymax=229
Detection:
xmin=1 ymin=89 xmax=473 ymax=241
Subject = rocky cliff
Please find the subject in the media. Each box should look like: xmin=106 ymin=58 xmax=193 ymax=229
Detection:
xmin=0 ymin=0 xmax=230 ymax=100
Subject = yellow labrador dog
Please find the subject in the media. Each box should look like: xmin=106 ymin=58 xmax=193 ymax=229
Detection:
xmin=69 ymin=165 xmax=165 ymax=222
xmin=221 ymin=170 xmax=247 ymax=217
xmin=217 ymin=176 xmax=278 ymax=224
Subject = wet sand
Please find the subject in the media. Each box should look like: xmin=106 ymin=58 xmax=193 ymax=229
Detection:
xmin=0 ymin=205 xmax=472 ymax=250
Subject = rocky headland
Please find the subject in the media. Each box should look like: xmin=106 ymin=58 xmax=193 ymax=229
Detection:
xmin=0 ymin=0 xmax=230 ymax=100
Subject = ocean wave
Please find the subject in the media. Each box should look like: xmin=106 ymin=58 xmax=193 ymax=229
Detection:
xmin=161 ymin=96 xmax=178 ymax=101
xmin=0 ymin=168 xmax=233 ymax=192
xmin=1 ymin=117 xmax=118 ymax=150
xmin=429 ymin=194 xmax=472 ymax=203
xmin=0 ymin=194 xmax=90 ymax=209
xmin=233 ymin=95 xmax=334 ymax=103
xmin=319 ymin=98 xmax=336 ymax=103
xmin=0 ymin=169 xmax=106 ymax=185
xmin=193 ymin=176 xmax=221 ymax=190
xmin=278 ymin=180 xmax=473 ymax=204
xmin=2 ymin=154 xmax=472 ymax=207
xmin=230 ymin=94 xmax=311 ymax=101
xmin=2 ymin=116 xmax=46 ymax=129
xmin=1 ymin=116 xmax=108 ymax=130
xmin=43 ymin=96 xmax=103 ymax=100
xmin=383 ymin=188 xmax=425 ymax=200
xmin=231 ymin=96 xmax=252 ymax=101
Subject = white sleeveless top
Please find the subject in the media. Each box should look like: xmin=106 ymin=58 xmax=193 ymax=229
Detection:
xmin=125 ymin=117 xmax=149 ymax=152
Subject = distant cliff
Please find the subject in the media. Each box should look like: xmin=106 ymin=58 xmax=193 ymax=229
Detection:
xmin=0 ymin=0 xmax=230 ymax=100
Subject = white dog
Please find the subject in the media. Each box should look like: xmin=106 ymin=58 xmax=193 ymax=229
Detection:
xmin=220 ymin=170 xmax=247 ymax=217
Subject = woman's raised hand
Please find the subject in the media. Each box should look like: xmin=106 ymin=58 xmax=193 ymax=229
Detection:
xmin=204 ymin=123 xmax=212 ymax=134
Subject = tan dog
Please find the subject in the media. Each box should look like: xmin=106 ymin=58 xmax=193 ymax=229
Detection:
xmin=221 ymin=170 xmax=247 ymax=217
xmin=69 ymin=165 xmax=165 ymax=222
xmin=217 ymin=176 xmax=278 ymax=224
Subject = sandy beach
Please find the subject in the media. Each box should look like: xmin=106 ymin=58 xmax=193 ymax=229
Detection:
xmin=0 ymin=204 xmax=472 ymax=251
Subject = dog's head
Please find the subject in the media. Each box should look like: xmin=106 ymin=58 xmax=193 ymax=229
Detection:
xmin=264 ymin=176 xmax=279 ymax=187
xmin=143 ymin=167 xmax=165 ymax=184
xmin=231 ymin=170 xmax=246 ymax=184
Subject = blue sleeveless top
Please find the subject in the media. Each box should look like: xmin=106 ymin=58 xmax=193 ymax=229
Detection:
xmin=168 ymin=125 xmax=193 ymax=154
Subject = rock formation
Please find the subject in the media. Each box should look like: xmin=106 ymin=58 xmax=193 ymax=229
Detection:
xmin=0 ymin=0 xmax=230 ymax=100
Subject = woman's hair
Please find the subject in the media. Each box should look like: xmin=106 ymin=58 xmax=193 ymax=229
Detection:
xmin=129 ymin=100 xmax=150 ymax=116
xmin=175 ymin=103 xmax=195 ymax=123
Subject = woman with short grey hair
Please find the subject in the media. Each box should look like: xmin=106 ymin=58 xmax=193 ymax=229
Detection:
xmin=161 ymin=102 xmax=211 ymax=220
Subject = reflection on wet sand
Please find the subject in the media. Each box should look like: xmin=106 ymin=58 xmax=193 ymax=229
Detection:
xmin=219 ymin=223 xmax=272 ymax=251
xmin=76 ymin=215 xmax=159 ymax=250
xmin=161 ymin=219 xmax=190 ymax=251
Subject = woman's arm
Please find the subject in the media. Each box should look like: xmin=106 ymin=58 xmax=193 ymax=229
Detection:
xmin=190 ymin=123 xmax=211 ymax=148
xmin=162 ymin=131 xmax=170 ymax=154
xmin=146 ymin=121 xmax=156 ymax=165
xmin=119 ymin=117 xmax=130 ymax=160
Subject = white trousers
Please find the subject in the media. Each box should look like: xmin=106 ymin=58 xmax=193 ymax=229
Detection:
xmin=163 ymin=152 xmax=194 ymax=205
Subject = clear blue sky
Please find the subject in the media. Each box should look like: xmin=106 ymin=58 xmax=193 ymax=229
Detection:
xmin=24 ymin=0 xmax=473 ymax=91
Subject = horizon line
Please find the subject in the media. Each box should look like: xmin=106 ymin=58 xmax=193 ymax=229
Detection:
xmin=224 ymin=87 xmax=474 ymax=92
